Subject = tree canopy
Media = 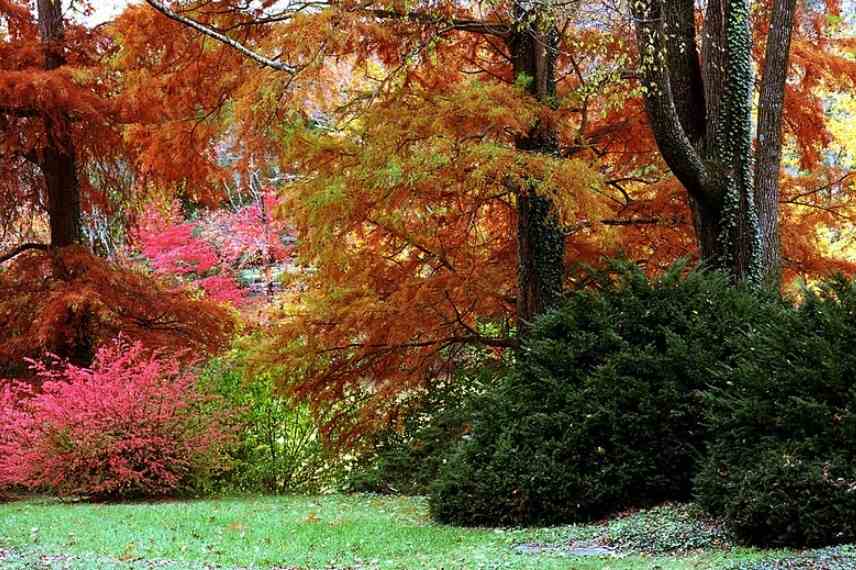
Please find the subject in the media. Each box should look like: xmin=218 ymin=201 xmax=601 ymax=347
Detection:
xmin=1 ymin=0 xmax=854 ymax=432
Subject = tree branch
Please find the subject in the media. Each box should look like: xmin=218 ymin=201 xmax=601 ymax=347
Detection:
xmin=0 ymin=106 xmax=37 ymax=118
xmin=0 ymin=242 xmax=48 ymax=265
xmin=601 ymin=217 xmax=661 ymax=226
xmin=631 ymin=0 xmax=709 ymax=200
xmin=661 ymin=0 xmax=705 ymax=145
xmin=784 ymin=172 xmax=854 ymax=203
xmin=143 ymin=0 xmax=297 ymax=73
xmin=363 ymin=8 xmax=510 ymax=38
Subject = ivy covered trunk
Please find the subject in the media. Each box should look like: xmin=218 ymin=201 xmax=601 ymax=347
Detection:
xmin=506 ymin=12 xmax=566 ymax=333
xmin=633 ymin=0 xmax=796 ymax=284
xmin=38 ymin=0 xmax=81 ymax=248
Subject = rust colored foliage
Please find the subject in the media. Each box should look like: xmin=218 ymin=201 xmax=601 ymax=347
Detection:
xmin=49 ymin=0 xmax=856 ymax=439
xmin=116 ymin=0 xmax=856 ymax=439
xmin=0 ymin=0 xmax=125 ymax=243
xmin=0 ymin=0 xmax=252 ymax=248
xmin=0 ymin=1 xmax=245 ymax=377
xmin=0 ymin=247 xmax=234 ymax=377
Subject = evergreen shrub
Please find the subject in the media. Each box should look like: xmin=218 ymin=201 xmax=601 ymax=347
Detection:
xmin=429 ymin=262 xmax=782 ymax=526
xmin=696 ymin=276 xmax=856 ymax=547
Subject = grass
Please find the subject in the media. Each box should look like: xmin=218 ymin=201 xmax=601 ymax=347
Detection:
xmin=0 ymin=495 xmax=846 ymax=569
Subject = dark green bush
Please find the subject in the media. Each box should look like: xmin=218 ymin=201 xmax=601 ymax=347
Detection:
xmin=429 ymin=262 xmax=782 ymax=526
xmin=695 ymin=276 xmax=856 ymax=548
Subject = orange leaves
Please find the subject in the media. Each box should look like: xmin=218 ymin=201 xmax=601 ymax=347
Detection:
xmin=0 ymin=247 xmax=235 ymax=375
xmin=261 ymin=72 xmax=614 ymax=436
xmin=778 ymin=170 xmax=856 ymax=281
xmin=0 ymin=1 xmax=128 ymax=243
xmin=0 ymin=68 xmax=109 ymax=121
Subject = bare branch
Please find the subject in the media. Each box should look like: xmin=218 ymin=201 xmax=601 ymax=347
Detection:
xmin=143 ymin=0 xmax=297 ymax=73
xmin=363 ymin=8 xmax=510 ymax=38
xmin=784 ymin=172 xmax=855 ymax=203
xmin=600 ymin=217 xmax=661 ymax=226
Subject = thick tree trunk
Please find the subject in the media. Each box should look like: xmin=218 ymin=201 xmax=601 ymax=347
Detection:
xmin=633 ymin=0 xmax=794 ymax=285
xmin=38 ymin=0 xmax=81 ymax=248
xmin=42 ymin=131 xmax=82 ymax=248
xmin=753 ymin=0 xmax=797 ymax=283
xmin=507 ymin=17 xmax=566 ymax=334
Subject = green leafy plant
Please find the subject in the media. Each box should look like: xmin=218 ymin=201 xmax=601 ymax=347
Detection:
xmin=429 ymin=261 xmax=783 ymax=526
xmin=344 ymin=344 xmax=504 ymax=495
xmin=199 ymin=341 xmax=335 ymax=493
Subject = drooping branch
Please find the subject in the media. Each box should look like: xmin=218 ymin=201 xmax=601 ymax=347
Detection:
xmin=143 ymin=0 xmax=297 ymax=73
xmin=0 ymin=242 xmax=48 ymax=265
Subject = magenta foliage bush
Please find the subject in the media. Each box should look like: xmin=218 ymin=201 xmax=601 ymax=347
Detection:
xmin=0 ymin=337 xmax=233 ymax=499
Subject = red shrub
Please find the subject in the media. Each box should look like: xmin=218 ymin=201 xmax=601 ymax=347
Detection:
xmin=0 ymin=382 xmax=36 ymax=491
xmin=132 ymin=194 xmax=293 ymax=308
xmin=0 ymin=338 xmax=233 ymax=499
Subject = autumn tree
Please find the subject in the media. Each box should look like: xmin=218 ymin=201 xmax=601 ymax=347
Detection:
xmin=123 ymin=0 xmax=632 ymax=433
xmin=125 ymin=0 xmax=855 ymax=436
xmin=0 ymin=0 xmax=108 ymax=254
xmin=144 ymin=1 xmax=640 ymax=337
xmin=0 ymin=1 xmax=242 ymax=371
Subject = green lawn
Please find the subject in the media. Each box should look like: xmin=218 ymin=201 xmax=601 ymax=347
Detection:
xmin=0 ymin=495 xmax=845 ymax=569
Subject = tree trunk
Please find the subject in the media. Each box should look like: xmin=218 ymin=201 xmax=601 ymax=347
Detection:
xmin=506 ymin=15 xmax=566 ymax=335
xmin=38 ymin=0 xmax=81 ymax=248
xmin=42 ymin=131 xmax=82 ymax=248
xmin=753 ymin=0 xmax=797 ymax=283
xmin=633 ymin=0 xmax=795 ymax=285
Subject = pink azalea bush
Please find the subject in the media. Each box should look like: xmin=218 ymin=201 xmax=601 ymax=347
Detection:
xmin=0 ymin=337 xmax=233 ymax=499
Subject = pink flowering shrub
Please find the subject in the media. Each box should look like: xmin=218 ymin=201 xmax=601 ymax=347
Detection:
xmin=133 ymin=192 xmax=292 ymax=307
xmin=0 ymin=338 xmax=233 ymax=499
xmin=0 ymin=382 xmax=36 ymax=492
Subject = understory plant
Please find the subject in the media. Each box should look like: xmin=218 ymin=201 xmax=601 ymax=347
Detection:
xmin=200 ymin=341 xmax=336 ymax=493
xmin=0 ymin=337 xmax=233 ymax=500
xmin=344 ymin=343 xmax=505 ymax=495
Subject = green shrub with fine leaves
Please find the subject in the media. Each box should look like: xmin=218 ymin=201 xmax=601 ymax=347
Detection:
xmin=429 ymin=262 xmax=784 ymax=526
xmin=695 ymin=276 xmax=856 ymax=548
xmin=199 ymin=342 xmax=336 ymax=493
xmin=344 ymin=345 xmax=505 ymax=495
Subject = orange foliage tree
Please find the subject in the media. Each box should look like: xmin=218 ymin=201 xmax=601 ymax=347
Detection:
xmin=0 ymin=1 xmax=240 ymax=373
xmin=0 ymin=0 xmax=121 ymax=251
xmin=0 ymin=246 xmax=234 ymax=376
xmin=97 ymin=0 xmax=856 ymax=434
